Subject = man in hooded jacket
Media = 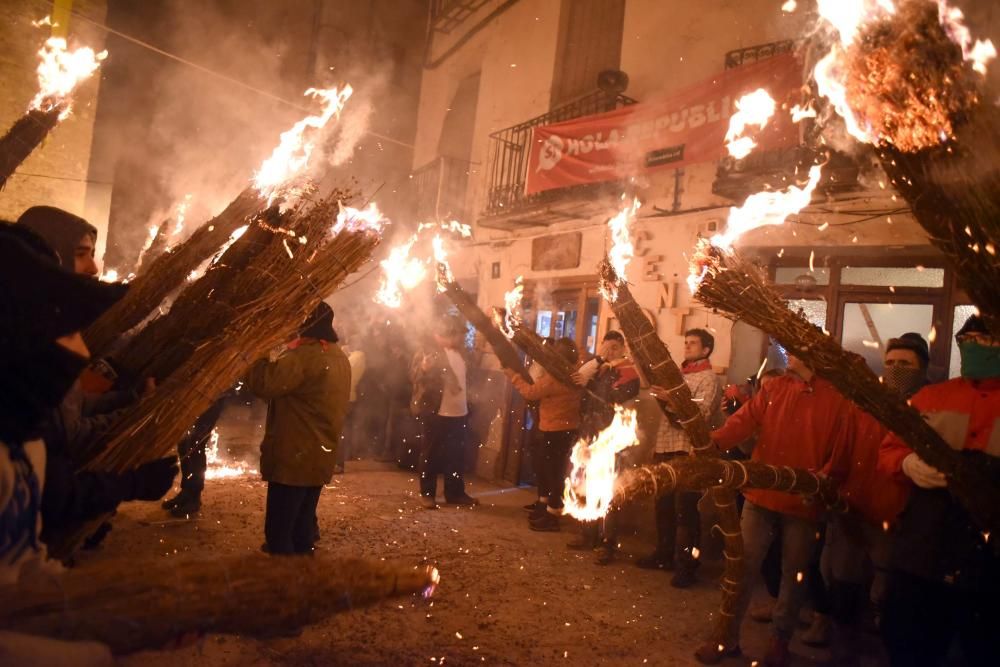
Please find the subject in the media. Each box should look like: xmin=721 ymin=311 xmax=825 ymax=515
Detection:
xmin=14 ymin=209 xmax=177 ymax=547
xmin=0 ymin=221 xmax=149 ymax=665
xmin=244 ymin=302 xmax=351 ymax=554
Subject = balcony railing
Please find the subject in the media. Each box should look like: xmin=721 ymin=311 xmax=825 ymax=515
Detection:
xmin=411 ymin=155 xmax=470 ymax=223
xmin=483 ymin=90 xmax=636 ymax=220
xmin=430 ymin=0 xmax=493 ymax=34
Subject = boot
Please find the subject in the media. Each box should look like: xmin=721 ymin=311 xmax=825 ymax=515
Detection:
xmin=165 ymin=488 xmax=201 ymax=517
xmin=529 ymin=513 xmax=560 ymax=532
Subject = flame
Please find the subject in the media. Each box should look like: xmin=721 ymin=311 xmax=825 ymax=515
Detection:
xmin=252 ymin=86 xmax=353 ymax=203
xmin=725 ymin=89 xmax=776 ymax=159
xmin=172 ymin=194 xmax=192 ymax=238
xmin=417 ymin=220 xmax=472 ymax=238
xmin=211 ymin=224 xmax=249 ymax=266
xmin=790 ymin=104 xmax=818 ymax=122
xmin=100 ymin=268 xmax=119 ymax=283
xmin=781 ymin=0 xmax=797 ymax=11
xmin=601 ymin=198 xmax=641 ymax=301
xmin=934 ymin=0 xmax=996 ymax=75
xmin=332 ymin=201 xmax=386 ymax=235
xmin=562 ymin=406 xmax=640 ymax=521
xmin=432 ymin=234 xmax=454 ymax=290
xmin=204 ymin=428 xmax=258 ymax=480
xmin=30 ymin=37 xmax=107 ymax=117
xmin=711 ymin=164 xmax=823 ymax=251
xmin=499 ymin=275 xmax=525 ymax=337
xmin=375 ymin=235 xmax=427 ymax=308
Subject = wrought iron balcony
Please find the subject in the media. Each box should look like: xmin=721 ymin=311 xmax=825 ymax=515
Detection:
xmin=411 ymin=155 xmax=470 ymax=223
xmin=482 ymin=90 xmax=636 ymax=228
xmin=713 ymin=39 xmax=861 ymax=200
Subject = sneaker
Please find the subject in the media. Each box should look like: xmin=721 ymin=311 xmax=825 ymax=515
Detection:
xmin=801 ymin=612 xmax=831 ymax=647
xmin=445 ymin=494 xmax=480 ymax=506
xmin=529 ymin=513 xmax=560 ymax=532
xmin=523 ymin=501 xmax=543 ymax=512
xmin=762 ymin=637 xmax=790 ymax=667
xmin=671 ymin=568 xmax=696 ymax=589
xmin=693 ymin=641 xmax=741 ymax=665
xmin=528 ymin=504 xmax=549 ymax=521
xmin=636 ymin=552 xmax=674 ymax=571
xmin=750 ymin=602 xmax=775 ymax=623
xmin=167 ymin=490 xmax=202 ymax=518
xmin=419 ymin=495 xmax=439 ymax=510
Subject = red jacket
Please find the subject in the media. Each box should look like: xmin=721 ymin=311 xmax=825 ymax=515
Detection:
xmin=711 ymin=374 xmax=853 ymax=520
xmin=508 ymin=373 xmax=581 ymax=432
xmin=839 ymin=407 xmax=909 ymax=526
xmin=879 ymin=378 xmax=1000 ymax=477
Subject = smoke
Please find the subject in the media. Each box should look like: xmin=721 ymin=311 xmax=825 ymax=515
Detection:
xmin=97 ymin=0 xmax=411 ymax=270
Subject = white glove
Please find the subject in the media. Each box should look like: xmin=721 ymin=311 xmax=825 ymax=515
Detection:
xmin=901 ymin=452 xmax=948 ymax=489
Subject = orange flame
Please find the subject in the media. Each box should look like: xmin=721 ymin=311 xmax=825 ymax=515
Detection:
xmin=253 ymin=86 xmax=353 ymax=203
xmin=417 ymin=220 xmax=472 ymax=238
xmin=499 ymin=275 xmax=525 ymax=337
xmin=725 ymin=88 xmax=777 ymax=159
xmin=601 ymin=198 xmax=641 ymax=301
xmin=375 ymin=235 xmax=427 ymax=308
xmin=332 ymin=202 xmax=386 ymax=235
xmin=935 ymin=0 xmax=996 ymax=75
xmin=204 ymin=428 xmax=258 ymax=480
xmin=712 ymin=165 xmax=823 ymax=251
xmin=432 ymin=234 xmax=454 ymax=291
xmin=563 ymin=406 xmax=640 ymax=521
xmin=30 ymin=37 xmax=107 ymax=117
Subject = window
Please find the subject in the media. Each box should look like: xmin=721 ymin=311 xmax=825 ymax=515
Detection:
xmin=841 ymin=302 xmax=933 ymax=376
xmin=550 ymin=0 xmax=626 ymax=106
xmin=769 ymin=257 xmax=966 ymax=380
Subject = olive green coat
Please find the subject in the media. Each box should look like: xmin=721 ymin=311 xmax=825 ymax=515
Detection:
xmin=245 ymin=341 xmax=351 ymax=486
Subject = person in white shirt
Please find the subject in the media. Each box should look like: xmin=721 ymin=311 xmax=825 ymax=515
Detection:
xmin=409 ymin=316 xmax=479 ymax=509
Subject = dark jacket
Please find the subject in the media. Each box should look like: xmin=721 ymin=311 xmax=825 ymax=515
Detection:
xmin=879 ymin=378 xmax=1000 ymax=590
xmin=245 ymin=340 xmax=351 ymax=486
xmin=579 ymin=359 xmax=640 ymax=440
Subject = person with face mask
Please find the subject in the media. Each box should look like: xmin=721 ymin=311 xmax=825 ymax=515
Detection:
xmin=820 ymin=334 xmax=928 ymax=665
xmin=878 ymin=315 xmax=1000 ymax=667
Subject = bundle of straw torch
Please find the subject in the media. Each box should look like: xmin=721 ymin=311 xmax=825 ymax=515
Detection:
xmin=690 ymin=240 xmax=1000 ymax=534
xmin=810 ymin=0 xmax=1000 ymax=333
xmin=1 ymin=552 xmax=438 ymax=654
xmin=0 ymin=38 xmax=106 ymax=188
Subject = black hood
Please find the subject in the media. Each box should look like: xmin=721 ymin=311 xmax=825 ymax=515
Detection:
xmin=17 ymin=206 xmax=98 ymax=273
xmin=299 ymin=301 xmax=338 ymax=343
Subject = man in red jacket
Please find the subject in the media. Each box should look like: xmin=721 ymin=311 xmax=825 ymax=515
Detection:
xmin=822 ymin=334 xmax=927 ymax=665
xmin=695 ymin=351 xmax=854 ymax=667
xmin=878 ymin=315 xmax=1000 ymax=667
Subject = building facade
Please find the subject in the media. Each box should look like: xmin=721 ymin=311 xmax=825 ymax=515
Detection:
xmin=411 ymin=0 xmax=975 ymax=480
xmin=0 ymin=0 xmax=109 ymax=257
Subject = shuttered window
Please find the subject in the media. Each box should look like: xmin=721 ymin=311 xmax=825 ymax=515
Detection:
xmin=550 ymin=0 xmax=626 ymax=107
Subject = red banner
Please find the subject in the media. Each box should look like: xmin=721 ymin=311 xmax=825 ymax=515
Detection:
xmin=525 ymin=53 xmax=803 ymax=195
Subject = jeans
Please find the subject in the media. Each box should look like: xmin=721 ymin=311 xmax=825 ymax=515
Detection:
xmin=264 ymin=482 xmax=321 ymax=554
xmin=734 ymin=502 xmax=821 ymax=640
xmin=537 ymin=430 xmax=576 ymax=511
xmin=822 ymin=514 xmax=892 ymax=620
xmin=651 ymin=452 xmax=701 ymax=570
xmin=418 ymin=414 xmax=468 ymax=500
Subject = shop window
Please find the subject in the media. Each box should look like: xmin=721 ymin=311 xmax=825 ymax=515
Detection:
xmin=949 ymin=304 xmax=979 ymax=378
xmin=842 ymin=302 xmax=933 ymax=376
xmin=840 ymin=266 xmax=945 ymax=288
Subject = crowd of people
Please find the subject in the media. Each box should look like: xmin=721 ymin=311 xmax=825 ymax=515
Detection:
xmin=2 ymin=204 xmax=999 ymax=666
